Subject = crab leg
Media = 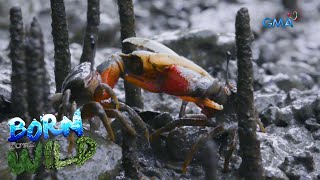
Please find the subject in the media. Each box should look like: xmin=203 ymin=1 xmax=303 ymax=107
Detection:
xmin=119 ymin=102 xmax=149 ymax=141
xmin=150 ymin=118 xmax=216 ymax=141
xmin=182 ymin=125 xmax=225 ymax=173
xmin=179 ymin=101 xmax=188 ymax=118
xmin=223 ymin=127 xmax=237 ymax=172
xmin=67 ymin=101 xmax=77 ymax=154
xmin=178 ymin=101 xmax=208 ymax=119
xmin=94 ymin=83 xmax=120 ymax=110
xmin=53 ymin=90 xmax=77 ymax=153
xmin=105 ymin=109 xmax=136 ymax=136
xmin=101 ymin=101 xmax=148 ymax=140
xmin=179 ymin=96 xmax=223 ymax=111
xmin=81 ymin=101 xmax=115 ymax=141
xmin=57 ymin=89 xmax=71 ymax=121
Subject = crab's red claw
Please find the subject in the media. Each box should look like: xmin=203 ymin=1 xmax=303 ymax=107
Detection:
xmin=120 ymin=37 xmax=228 ymax=117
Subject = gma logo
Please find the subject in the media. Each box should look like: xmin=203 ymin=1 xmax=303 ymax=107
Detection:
xmin=262 ymin=18 xmax=294 ymax=28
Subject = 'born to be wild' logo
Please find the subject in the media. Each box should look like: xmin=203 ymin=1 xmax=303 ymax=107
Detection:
xmin=7 ymin=109 xmax=97 ymax=175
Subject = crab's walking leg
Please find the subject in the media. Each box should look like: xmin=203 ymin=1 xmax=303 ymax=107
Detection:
xmin=53 ymin=89 xmax=76 ymax=153
xmin=178 ymin=100 xmax=209 ymax=122
xmin=150 ymin=118 xmax=216 ymax=141
xmin=182 ymin=125 xmax=225 ymax=173
xmin=179 ymin=101 xmax=188 ymax=118
xmin=179 ymin=99 xmax=208 ymax=119
xmin=105 ymin=109 xmax=137 ymax=136
xmin=179 ymin=96 xmax=223 ymax=111
xmin=94 ymin=83 xmax=120 ymax=110
xmin=119 ymin=102 xmax=149 ymax=141
xmin=223 ymin=127 xmax=237 ymax=172
xmin=57 ymin=89 xmax=71 ymax=121
xmin=101 ymin=101 xmax=149 ymax=141
xmin=82 ymin=101 xmax=115 ymax=141
xmin=67 ymin=101 xmax=77 ymax=154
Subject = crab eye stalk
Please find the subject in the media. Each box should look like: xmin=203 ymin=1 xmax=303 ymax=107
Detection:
xmin=225 ymin=51 xmax=231 ymax=84
xmin=224 ymin=51 xmax=237 ymax=95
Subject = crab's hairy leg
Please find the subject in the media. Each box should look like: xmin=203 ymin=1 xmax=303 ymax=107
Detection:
xmin=57 ymin=89 xmax=71 ymax=121
xmin=179 ymin=96 xmax=223 ymax=110
xmin=105 ymin=109 xmax=137 ymax=137
xmin=67 ymin=101 xmax=77 ymax=154
xmin=182 ymin=125 xmax=225 ymax=173
xmin=223 ymin=128 xmax=237 ymax=172
xmin=150 ymin=118 xmax=216 ymax=141
xmin=101 ymin=101 xmax=149 ymax=140
xmin=180 ymin=104 xmax=210 ymax=120
xmin=94 ymin=83 xmax=119 ymax=110
xmin=124 ymin=74 xmax=160 ymax=93
xmin=82 ymin=101 xmax=115 ymax=141
xmin=119 ymin=102 xmax=149 ymax=141
xmin=123 ymin=37 xmax=178 ymax=55
xmin=182 ymin=135 xmax=207 ymax=173
xmin=179 ymin=101 xmax=188 ymax=118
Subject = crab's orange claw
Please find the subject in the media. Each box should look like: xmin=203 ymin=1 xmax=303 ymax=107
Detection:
xmin=179 ymin=96 xmax=223 ymax=111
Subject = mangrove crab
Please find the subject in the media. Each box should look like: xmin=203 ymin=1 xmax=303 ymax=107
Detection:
xmin=53 ymin=37 xmax=263 ymax=172
xmin=53 ymin=37 xmax=236 ymax=137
